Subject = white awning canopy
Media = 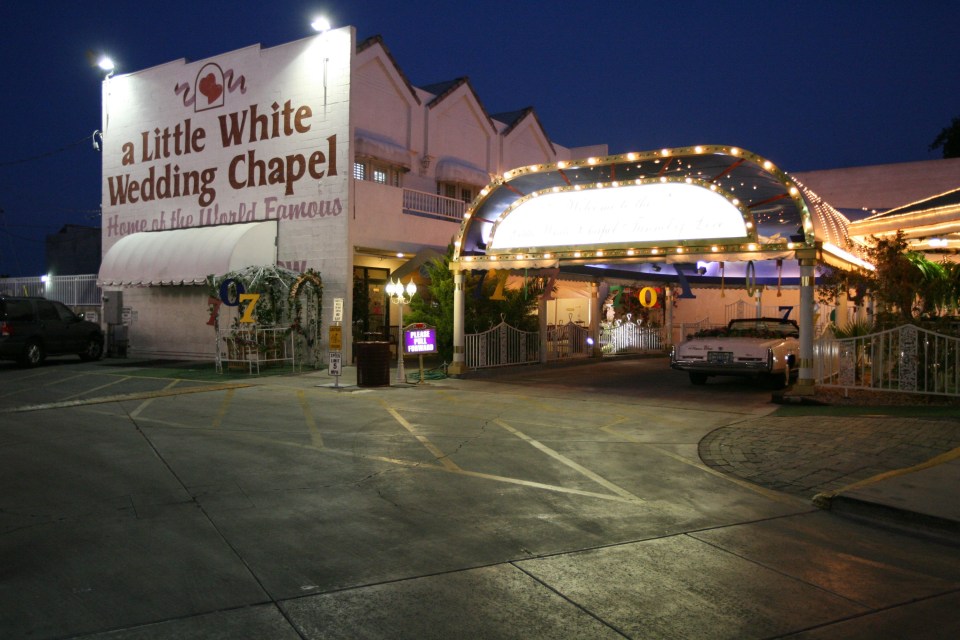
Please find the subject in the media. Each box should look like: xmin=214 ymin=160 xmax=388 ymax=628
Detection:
xmin=355 ymin=129 xmax=413 ymax=168
xmin=98 ymin=220 xmax=278 ymax=286
xmin=435 ymin=158 xmax=491 ymax=186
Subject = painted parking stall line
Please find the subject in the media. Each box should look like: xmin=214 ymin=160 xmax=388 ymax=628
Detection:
xmin=297 ymin=389 xmax=324 ymax=448
xmin=385 ymin=405 xmax=461 ymax=471
xmin=494 ymin=418 xmax=644 ymax=503
xmin=1 ymin=383 xmax=252 ymax=413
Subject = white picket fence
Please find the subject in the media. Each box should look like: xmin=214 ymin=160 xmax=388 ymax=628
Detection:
xmin=815 ymin=324 xmax=960 ymax=397
xmin=465 ymin=320 xmax=539 ymax=369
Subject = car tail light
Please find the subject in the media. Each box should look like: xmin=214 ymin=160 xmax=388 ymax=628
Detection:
xmin=0 ymin=321 xmax=11 ymax=337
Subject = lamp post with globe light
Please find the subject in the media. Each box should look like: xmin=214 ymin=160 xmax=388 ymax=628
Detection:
xmin=385 ymin=278 xmax=417 ymax=383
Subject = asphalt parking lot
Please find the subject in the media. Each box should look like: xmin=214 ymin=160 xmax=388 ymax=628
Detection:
xmin=1 ymin=356 xmax=959 ymax=639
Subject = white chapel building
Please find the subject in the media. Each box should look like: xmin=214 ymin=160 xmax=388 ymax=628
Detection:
xmin=97 ymin=27 xmax=605 ymax=362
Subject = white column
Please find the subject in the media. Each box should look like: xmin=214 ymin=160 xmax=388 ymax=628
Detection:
xmin=539 ymin=295 xmax=548 ymax=363
xmin=664 ymin=286 xmax=674 ymax=348
xmin=796 ymin=251 xmax=816 ymax=395
xmin=448 ymin=270 xmax=467 ymax=375
xmin=589 ymin=282 xmax=601 ymax=357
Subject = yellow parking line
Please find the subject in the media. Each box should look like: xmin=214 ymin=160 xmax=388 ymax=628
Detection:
xmin=494 ymin=418 xmax=644 ymax=502
xmin=384 ymin=405 xmax=461 ymax=471
xmin=129 ymin=380 xmax=181 ymax=419
xmin=0 ymin=371 xmax=88 ymax=398
xmin=62 ymin=376 xmax=129 ymax=400
xmin=211 ymin=388 xmax=235 ymax=429
xmin=297 ymin=389 xmax=324 ymax=448
xmin=2 ymin=383 xmax=251 ymax=413
xmin=815 ymin=444 xmax=960 ymax=502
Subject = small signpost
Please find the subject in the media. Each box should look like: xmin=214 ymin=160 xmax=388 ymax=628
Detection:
xmin=403 ymin=322 xmax=438 ymax=384
xmin=329 ymin=297 xmax=344 ymax=387
xmin=328 ymin=351 xmax=342 ymax=377
xmin=329 ymin=325 xmax=342 ymax=350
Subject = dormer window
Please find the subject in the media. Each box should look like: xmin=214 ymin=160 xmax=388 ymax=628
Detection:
xmin=353 ymin=158 xmax=403 ymax=187
xmin=438 ymin=182 xmax=475 ymax=204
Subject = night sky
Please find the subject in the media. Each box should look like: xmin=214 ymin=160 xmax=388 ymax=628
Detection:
xmin=1 ymin=0 xmax=958 ymax=276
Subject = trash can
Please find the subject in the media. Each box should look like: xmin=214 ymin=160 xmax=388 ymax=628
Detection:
xmin=355 ymin=341 xmax=391 ymax=387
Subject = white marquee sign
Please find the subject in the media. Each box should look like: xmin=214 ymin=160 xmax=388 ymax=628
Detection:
xmin=489 ymin=182 xmax=748 ymax=250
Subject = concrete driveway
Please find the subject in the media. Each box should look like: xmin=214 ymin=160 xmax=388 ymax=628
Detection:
xmin=2 ymin=357 xmax=958 ymax=639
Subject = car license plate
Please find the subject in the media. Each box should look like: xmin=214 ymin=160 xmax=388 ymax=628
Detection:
xmin=707 ymin=351 xmax=733 ymax=364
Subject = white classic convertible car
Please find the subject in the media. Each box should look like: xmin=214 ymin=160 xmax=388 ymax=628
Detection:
xmin=670 ymin=317 xmax=800 ymax=386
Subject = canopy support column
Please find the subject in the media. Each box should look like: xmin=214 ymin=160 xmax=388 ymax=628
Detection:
xmin=795 ymin=250 xmax=817 ymax=395
xmin=538 ymin=295 xmax=548 ymax=363
xmin=589 ymin=282 xmax=600 ymax=357
xmin=449 ymin=269 xmax=467 ymax=376
xmin=664 ymin=286 xmax=674 ymax=349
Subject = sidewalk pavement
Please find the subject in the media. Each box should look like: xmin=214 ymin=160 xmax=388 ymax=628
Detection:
xmin=820 ymin=454 xmax=960 ymax=541
xmin=121 ymin=357 xmax=960 ymax=543
xmin=315 ymin=357 xmax=960 ymax=544
xmin=696 ymin=404 xmax=960 ymax=544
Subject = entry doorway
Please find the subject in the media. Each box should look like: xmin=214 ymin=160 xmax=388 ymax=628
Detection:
xmin=353 ymin=266 xmax=390 ymax=348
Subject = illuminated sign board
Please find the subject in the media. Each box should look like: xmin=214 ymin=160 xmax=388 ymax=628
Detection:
xmin=489 ymin=182 xmax=748 ymax=250
xmin=404 ymin=323 xmax=437 ymax=355
xmin=101 ymin=29 xmax=352 ymax=248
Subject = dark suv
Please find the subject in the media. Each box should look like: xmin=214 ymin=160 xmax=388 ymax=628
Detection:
xmin=0 ymin=296 xmax=104 ymax=367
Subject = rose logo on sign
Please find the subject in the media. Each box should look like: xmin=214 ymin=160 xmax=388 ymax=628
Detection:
xmin=198 ymin=72 xmax=223 ymax=104
xmin=174 ymin=62 xmax=246 ymax=112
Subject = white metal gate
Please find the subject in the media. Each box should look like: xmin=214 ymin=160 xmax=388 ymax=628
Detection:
xmin=465 ymin=321 xmax=539 ymax=369
xmin=600 ymin=320 xmax=664 ymax=355
xmin=547 ymin=321 xmax=590 ymax=360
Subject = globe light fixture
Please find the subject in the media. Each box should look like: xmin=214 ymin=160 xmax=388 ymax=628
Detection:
xmin=385 ymin=278 xmax=417 ymax=382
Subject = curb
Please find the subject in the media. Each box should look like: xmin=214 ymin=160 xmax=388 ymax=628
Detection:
xmin=813 ymin=491 xmax=960 ymax=546
xmin=771 ymin=390 xmax=827 ymax=405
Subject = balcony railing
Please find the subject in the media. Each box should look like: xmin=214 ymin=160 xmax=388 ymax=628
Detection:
xmin=402 ymin=189 xmax=466 ymax=222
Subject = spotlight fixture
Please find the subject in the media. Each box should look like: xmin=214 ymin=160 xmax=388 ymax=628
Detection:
xmin=97 ymin=55 xmax=115 ymax=79
xmin=311 ymin=16 xmax=332 ymax=32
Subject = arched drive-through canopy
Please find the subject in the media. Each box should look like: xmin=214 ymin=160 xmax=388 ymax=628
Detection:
xmin=447 ymin=145 xmax=871 ymax=392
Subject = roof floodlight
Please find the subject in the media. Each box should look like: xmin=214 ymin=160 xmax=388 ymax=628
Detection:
xmin=311 ymin=16 xmax=331 ymax=32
